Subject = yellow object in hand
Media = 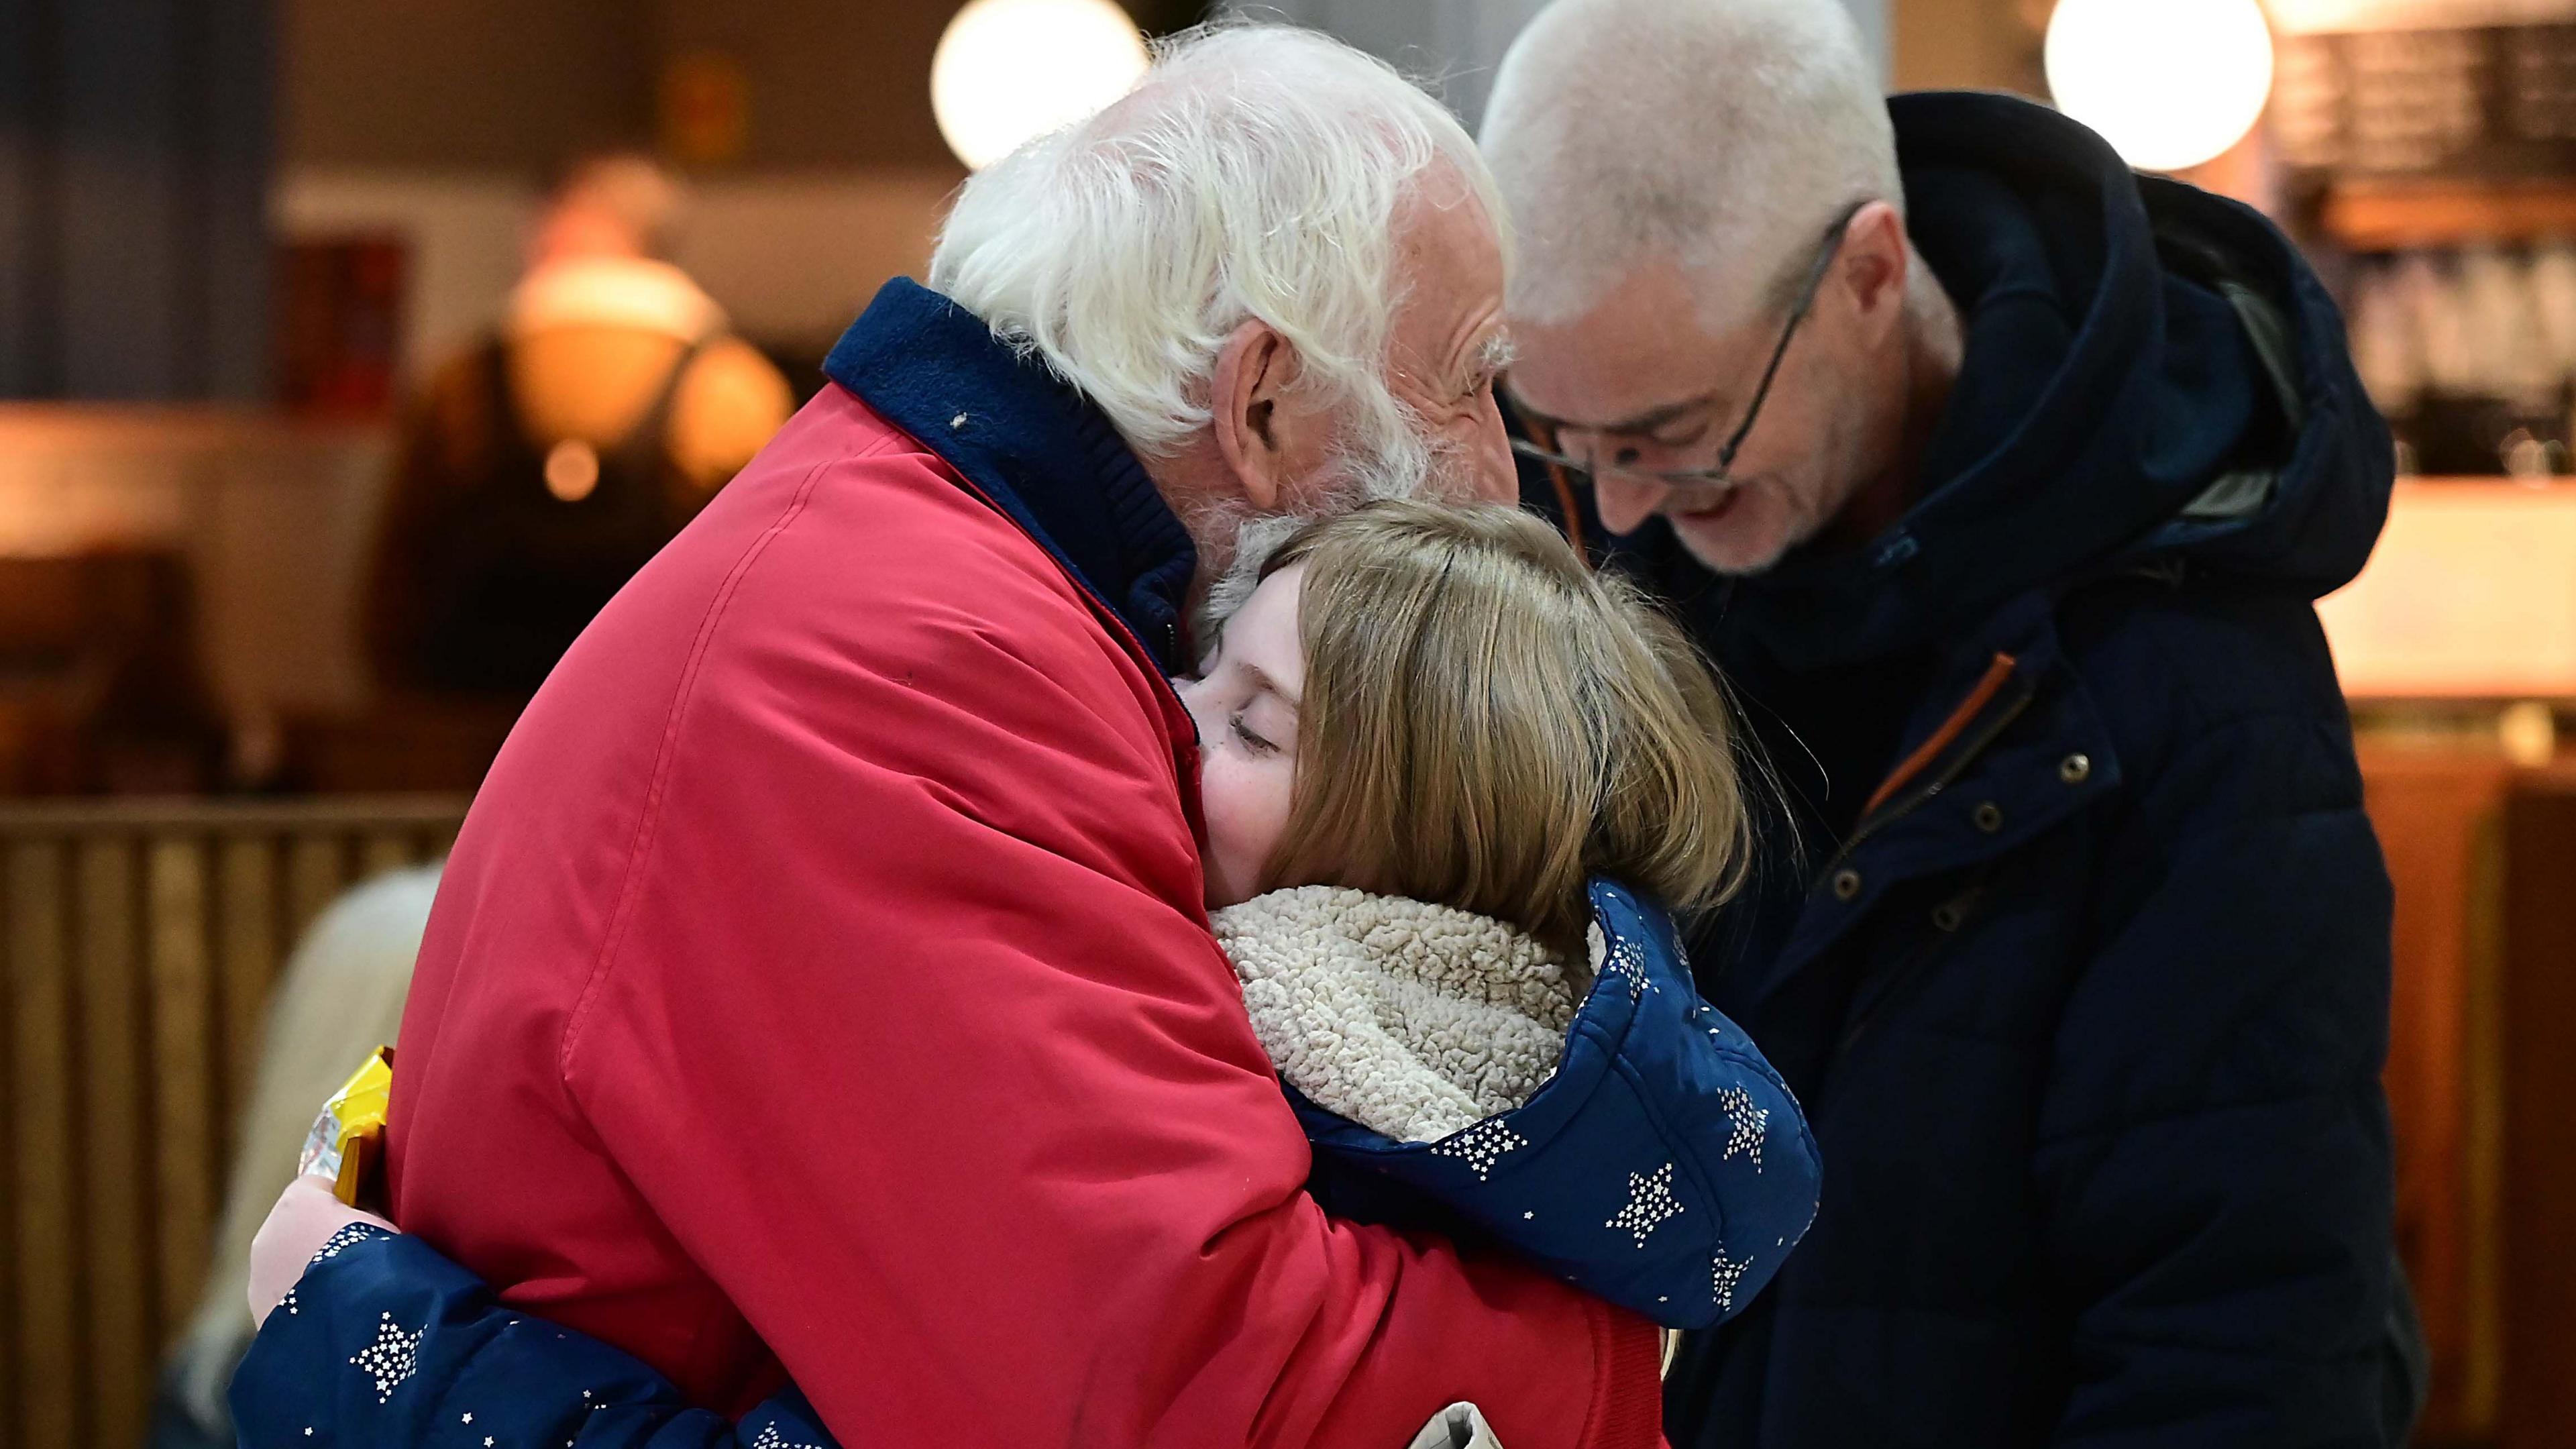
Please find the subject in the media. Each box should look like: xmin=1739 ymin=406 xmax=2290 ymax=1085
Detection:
xmin=295 ymin=1047 xmax=394 ymax=1208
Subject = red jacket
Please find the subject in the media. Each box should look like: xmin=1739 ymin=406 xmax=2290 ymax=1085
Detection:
xmin=386 ymin=282 xmax=1665 ymax=1447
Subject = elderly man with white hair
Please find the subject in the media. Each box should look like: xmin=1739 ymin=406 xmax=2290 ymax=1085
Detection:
xmin=1486 ymin=1 xmax=2418 ymax=1447
xmin=221 ymin=23 xmax=1670 ymax=1449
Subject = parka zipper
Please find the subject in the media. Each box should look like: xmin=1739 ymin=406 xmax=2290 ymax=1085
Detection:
xmin=1819 ymin=681 xmax=2037 ymax=881
xmin=1809 ymin=662 xmax=2041 ymax=1065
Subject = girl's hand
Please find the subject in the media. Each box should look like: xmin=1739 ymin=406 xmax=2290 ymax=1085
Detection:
xmin=246 ymin=1174 xmax=396 ymax=1326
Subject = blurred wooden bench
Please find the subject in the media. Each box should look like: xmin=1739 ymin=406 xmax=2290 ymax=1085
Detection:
xmin=0 ymin=794 xmax=465 ymax=1449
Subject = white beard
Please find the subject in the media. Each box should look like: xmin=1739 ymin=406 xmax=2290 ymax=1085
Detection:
xmin=1193 ymin=409 xmax=1465 ymax=637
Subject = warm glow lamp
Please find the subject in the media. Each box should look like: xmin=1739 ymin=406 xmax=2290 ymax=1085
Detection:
xmin=931 ymin=0 xmax=1150 ymax=171
xmin=2044 ymin=0 xmax=2275 ymax=173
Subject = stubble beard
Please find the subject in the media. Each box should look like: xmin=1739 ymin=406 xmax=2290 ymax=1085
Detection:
xmin=1676 ymin=404 xmax=1872 ymax=579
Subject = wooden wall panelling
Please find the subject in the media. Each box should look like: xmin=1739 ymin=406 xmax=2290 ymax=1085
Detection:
xmin=148 ymin=837 xmax=215 ymax=1341
xmin=7 ymin=839 xmax=78 ymax=1448
xmin=285 ymin=833 xmax=347 ymax=946
xmin=218 ymin=834 xmax=278 ymax=1110
xmin=0 ymin=797 xmax=461 ymax=1449
xmin=75 ymin=837 xmax=148 ymax=1449
xmin=2503 ymin=770 xmax=2576 ymax=1449
xmin=361 ymin=828 xmax=415 ymax=881
xmin=2361 ymin=746 xmax=2510 ymax=1442
xmin=0 ymin=841 xmax=13 ymax=1449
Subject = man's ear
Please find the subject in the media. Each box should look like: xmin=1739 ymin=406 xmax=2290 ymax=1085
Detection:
xmin=1210 ymin=318 xmax=1299 ymax=513
xmin=1834 ymin=200 xmax=1911 ymax=343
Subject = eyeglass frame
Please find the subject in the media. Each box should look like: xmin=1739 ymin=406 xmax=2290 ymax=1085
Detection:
xmin=1508 ymin=199 xmax=1872 ymax=493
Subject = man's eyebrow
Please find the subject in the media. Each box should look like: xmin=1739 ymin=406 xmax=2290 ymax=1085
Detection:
xmin=1242 ymin=660 xmax=1301 ymax=711
xmin=1506 ymin=386 xmax=1719 ymax=437
xmin=1475 ymin=331 xmax=1519 ymax=375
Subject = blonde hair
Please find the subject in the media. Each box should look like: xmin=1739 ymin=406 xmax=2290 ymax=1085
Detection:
xmin=1263 ymin=500 xmax=1748 ymax=959
xmin=169 ymin=865 xmax=438 ymax=1430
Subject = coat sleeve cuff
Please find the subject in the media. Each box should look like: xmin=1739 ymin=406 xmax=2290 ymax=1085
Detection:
xmin=1582 ymin=1300 xmax=1668 ymax=1449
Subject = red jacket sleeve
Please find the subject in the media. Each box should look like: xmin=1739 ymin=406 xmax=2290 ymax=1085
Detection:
xmin=551 ymin=502 xmax=1664 ymax=1448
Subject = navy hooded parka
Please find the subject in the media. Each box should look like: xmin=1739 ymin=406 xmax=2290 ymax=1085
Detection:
xmin=1524 ymin=94 xmax=2417 ymax=1449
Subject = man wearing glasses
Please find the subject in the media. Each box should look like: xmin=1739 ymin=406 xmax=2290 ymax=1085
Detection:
xmin=1485 ymin=1 xmax=2422 ymax=1448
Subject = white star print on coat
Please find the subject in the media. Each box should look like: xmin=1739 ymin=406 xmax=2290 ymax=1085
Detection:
xmin=310 ymin=1223 xmax=379 ymax=1266
xmin=349 ymin=1311 xmax=423 ymax=1403
xmin=1430 ymin=1118 xmax=1526 ymax=1182
xmin=1715 ymin=1084 xmax=1769 ymax=1172
xmin=1711 ymin=1250 xmax=1752 ymax=1313
xmin=1588 ymin=923 xmax=1652 ymax=1004
xmin=1606 ymin=1163 xmax=1685 ymax=1246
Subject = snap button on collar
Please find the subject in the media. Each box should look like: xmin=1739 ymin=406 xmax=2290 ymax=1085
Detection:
xmin=2059 ymin=753 xmax=2092 ymax=785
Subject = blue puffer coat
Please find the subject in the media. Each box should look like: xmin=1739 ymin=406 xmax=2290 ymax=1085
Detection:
xmin=1525 ymin=93 xmax=2416 ymax=1449
xmin=232 ymin=883 xmax=1819 ymax=1448
xmin=1291 ymin=879 xmax=1820 ymax=1332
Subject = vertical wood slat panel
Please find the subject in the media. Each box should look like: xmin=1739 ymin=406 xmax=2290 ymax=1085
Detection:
xmin=147 ymin=839 xmax=215 ymax=1343
xmin=360 ymin=829 xmax=415 ymax=881
xmin=285 ymin=835 xmax=345 ymax=947
xmin=0 ymin=798 xmax=463 ymax=1449
xmin=0 ymin=841 xmax=14 ymax=1449
xmin=8 ymin=840 xmax=79 ymax=1449
xmin=218 ymin=835 xmax=278 ymax=1118
xmin=75 ymin=838 xmax=149 ymax=1449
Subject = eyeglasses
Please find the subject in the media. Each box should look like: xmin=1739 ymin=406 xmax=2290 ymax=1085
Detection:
xmin=1511 ymin=201 xmax=1869 ymax=494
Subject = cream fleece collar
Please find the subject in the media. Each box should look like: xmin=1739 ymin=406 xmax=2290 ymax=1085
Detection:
xmin=1213 ymin=886 xmax=1581 ymax=1144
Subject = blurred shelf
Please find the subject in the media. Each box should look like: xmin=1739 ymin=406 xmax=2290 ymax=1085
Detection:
xmin=2322 ymin=477 xmax=2576 ymax=700
xmin=0 ymin=402 xmax=390 ymax=451
xmin=2322 ymin=178 xmax=2576 ymax=252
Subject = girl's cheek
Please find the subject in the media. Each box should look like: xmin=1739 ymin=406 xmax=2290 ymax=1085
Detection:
xmin=1237 ymin=757 xmax=1297 ymax=888
xmin=1195 ymin=761 xmax=1259 ymax=908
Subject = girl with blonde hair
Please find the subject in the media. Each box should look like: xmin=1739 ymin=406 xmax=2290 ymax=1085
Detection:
xmin=235 ymin=501 xmax=1819 ymax=1449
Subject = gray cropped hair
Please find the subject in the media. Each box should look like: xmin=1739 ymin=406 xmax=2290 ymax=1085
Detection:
xmin=1480 ymin=0 xmax=1898 ymax=331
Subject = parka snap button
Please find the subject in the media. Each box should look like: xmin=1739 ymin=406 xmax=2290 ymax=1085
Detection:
xmin=2059 ymin=753 xmax=2092 ymax=785
xmin=1972 ymin=801 xmax=2004 ymax=833
xmin=1931 ymin=902 xmax=1966 ymax=932
xmin=1831 ymin=869 xmax=1863 ymax=900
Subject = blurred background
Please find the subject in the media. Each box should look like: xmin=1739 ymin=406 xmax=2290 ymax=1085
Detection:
xmin=0 ymin=1 xmax=2571 ymax=1446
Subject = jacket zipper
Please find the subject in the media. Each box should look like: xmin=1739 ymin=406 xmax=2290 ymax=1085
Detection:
xmin=1835 ymin=874 xmax=1991 ymax=1059
xmin=1820 ymin=682 xmax=2037 ymax=880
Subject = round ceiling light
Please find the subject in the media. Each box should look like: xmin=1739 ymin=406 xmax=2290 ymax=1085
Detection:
xmin=2044 ymin=0 xmax=2275 ymax=174
xmin=931 ymin=0 xmax=1150 ymax=171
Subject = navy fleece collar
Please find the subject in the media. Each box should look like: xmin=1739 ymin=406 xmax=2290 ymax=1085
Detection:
xmin=823 ymin=278 xmax=1198 ymax=671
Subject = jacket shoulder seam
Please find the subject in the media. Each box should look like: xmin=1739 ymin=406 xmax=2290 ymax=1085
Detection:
xmin=555 ymin=446 xmax=878 ymax=1100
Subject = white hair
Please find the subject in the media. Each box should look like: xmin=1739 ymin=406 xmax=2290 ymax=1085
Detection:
xmin=930 ymin=21 xmax=1505 ymax=465
xmin=1481 ymin=0 xmax=1900 ymax=331
xmin=169 ymin=865 xmax=439 ymax=1432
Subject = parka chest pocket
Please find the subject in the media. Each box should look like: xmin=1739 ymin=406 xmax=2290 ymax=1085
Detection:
xmin=1831 ymin=863 xmax=2002 ymax=1063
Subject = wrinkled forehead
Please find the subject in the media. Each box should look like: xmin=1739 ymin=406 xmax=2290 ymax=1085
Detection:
xmin=1392 ymin=160 xmax=1507 ymax=286
xmin=1388 ymin=172 xmax=1510 ymax=366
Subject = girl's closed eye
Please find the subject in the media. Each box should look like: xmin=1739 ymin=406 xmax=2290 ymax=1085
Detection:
xmin=1178 ymin=563 xmax=1307 ymax=911
xmin=1230 ymin=713 xmax=1279 ymax=755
